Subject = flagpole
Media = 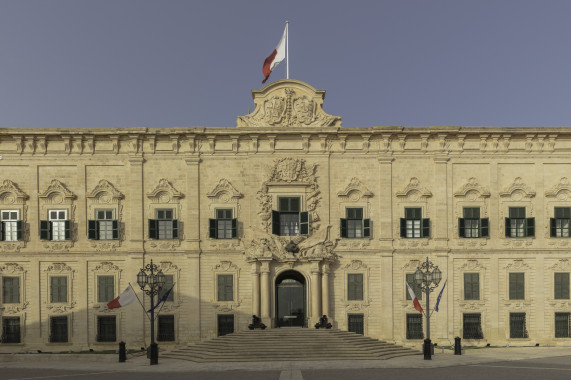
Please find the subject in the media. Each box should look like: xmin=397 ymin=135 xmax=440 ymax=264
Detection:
xmin=286 ymin=21 xmax=289 ymax=79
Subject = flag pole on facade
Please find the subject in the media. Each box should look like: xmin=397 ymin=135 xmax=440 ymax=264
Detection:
xmin=286 ymin=21 xmax=289 ymax=79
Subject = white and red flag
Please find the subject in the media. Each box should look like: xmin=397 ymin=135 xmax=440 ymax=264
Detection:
xmin=406 ymin=282 xmax=424 ymax=314
xmin=262 ymin=24 xmax=288 ymax=84
xmin=107 ymin=285 xmax=137 ymax=309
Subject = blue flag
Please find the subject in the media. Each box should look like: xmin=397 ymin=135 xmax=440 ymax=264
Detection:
xmin=434 ymin=280 xmax=447 ymax=312
xmin=147 ymin=284 xmax=174 ymax=313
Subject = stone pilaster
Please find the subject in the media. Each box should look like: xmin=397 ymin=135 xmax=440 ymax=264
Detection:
xmin=251 ymin=261 xmax=260 ymax=317
xmin=259 ymin=260 xmax=271 ymax=325
xmin=184 ymin=157 xmax=201 ymax=251
xmin=310 ymin=261 xmax=322 ymax=324
xmin=321 ymin=261 xmax=330 ymax=318
xmin=127 ymin=156 xmax=144 ymax=253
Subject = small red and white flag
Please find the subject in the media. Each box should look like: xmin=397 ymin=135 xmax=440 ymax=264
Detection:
xmin=406 ymin=282 xmax=424 ymax=314
xmin=107 ymin=286 xmax=137 ymax=309
xmin=262 ymin=25 xmax=287 ymax=84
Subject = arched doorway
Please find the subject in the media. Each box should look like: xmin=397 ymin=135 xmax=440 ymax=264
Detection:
xmin=275 ymin=270 xmax=306 ymax=327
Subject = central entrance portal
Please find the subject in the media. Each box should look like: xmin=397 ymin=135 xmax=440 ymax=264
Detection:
xmin=276 ymin=270 xmax=306 ymax=327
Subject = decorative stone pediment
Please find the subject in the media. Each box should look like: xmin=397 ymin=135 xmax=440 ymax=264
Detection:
xmin=401 ymin=260 xmax=420 ymax=270
xmin=343 ymin=260 xmax=367 ymax=270
xmin=454 ymin=178 xmax=490 ymax=198
xmin=207 ymin=179 xmax=242 ymax=201
xmin=504 ymin=259 xmax=531 ymax=270
xmin=87 ymin=180 xmax=124 ymax=201
xmin=237 ymin=79 xmax=341 ymax=129
xmin=337 ymin=178 xmax=373 ymax=201
xmin=214 ymin=261 xmax=239 ymax=272
xmin=0 ymin=180 xmax=28 ymax=203
xmin=92 ymin=262 xmax=121 ymax=273
xmin=549 ymin=259 xmax=570 ymax=271
xmin=38 ymin=179 xmax=76 ymax=201
xmin=147 ymin=178 xmax=183 ymax=202
xmin=459 ymin=259 xmax=485 ymax=271
xmin=45 ymin=263 xmax=74 ymax=273
xmin=0 ymin=263 xmax=25 ymax=274
xmin=395 ymin=177 xmax=432 ymax=199
xmin=545 ymin=177 xmax=571 ymax=200
xmin=500 ymin=177 xmax=535 ymax=198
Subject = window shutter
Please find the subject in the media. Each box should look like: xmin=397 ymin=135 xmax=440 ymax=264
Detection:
xmin=550 ymin=218 xmax=557 ymax=237
xmin=171 ymin=219 xmax=179 ymax=239
xmin=16 ymin=220 xmax=23 ymax=241
xmin=473 ymin=274 xmax=480 ymax=300
xmin=111 ymin=220 xmax=119 ymax=240
xmin=363 ymin=219 xmax=371 ymax=238
xmin=209 ymin=219 xmax=217 ymax=239
xmin=299 ymin=211 xmax=309 ymax=236
xmin=526 ymin=218 xmax=535 ymax=237
xmin=88 ymin=220 xmax=99 ymax=240
xmin=505 ymin=217 xmax=510 ymax=237
xmin=400 ymin=218 xmax=406 ymax=238
xmin=231 ymin=218 xmax=237 ymax=238
xmin=40 ymin=220 xmax=52 ymax=240
xmin=148 ymin=219 xmax=158 ymax=239
xmin=480 ymin=218 xmax=489 ymax=238
xmin=422 ymin=219 xmax=430 ymax=238
xmin=340 ymin=218 xmax=348 ymax=238
xmin=64 ymin=220 xmax=71 ymax=240
xmin=458 ymin=218 xmax=465 ymax=238
xmin=0 ymin=221 xmax=4 ymax=241
xmin=272 ymin=210 xmax=280 ymax=235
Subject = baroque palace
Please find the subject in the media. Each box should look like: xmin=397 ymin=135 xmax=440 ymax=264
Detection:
xmin=0 ymin=79 xmax=570 ymax=352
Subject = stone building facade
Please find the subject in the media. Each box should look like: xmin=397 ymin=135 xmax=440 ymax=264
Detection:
xmin=0 ymin=79 xmax=570 ymax=351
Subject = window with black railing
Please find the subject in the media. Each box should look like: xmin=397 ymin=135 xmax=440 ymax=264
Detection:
xmin=157 ymin=315 xmax=175 ymax=342
xmin=348 ymin=314 xmax=364 ymax=335
xmin=49 ymin=316 xmax=68 ymax=343
xmin=97 ymin=316 xmax=116 ymax=342
xmin=510 ymin=313 xmax=528 ymax=339
xmin=1 ymin=317 xmax=20 ymax=344
xmin=463 ymin=313 xmax=483 ymax=339
xmin=406 ymin=314 xmax=424 ymax=340
xmin=555 ymin=313 xmax=571 ymax=338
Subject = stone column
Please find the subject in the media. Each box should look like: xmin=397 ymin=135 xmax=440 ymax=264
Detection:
xmin=321 ymin=261 xmax=330 ymax=318
xmin=251 ymin=261 xmax=260 ymax=317
xmin=311 ymin=261 xmax=322 ymax=324
xmin=260 ymin=260 xmax=271 ymax=324
xmin=127 ymin=156 xmax=145 ymax=253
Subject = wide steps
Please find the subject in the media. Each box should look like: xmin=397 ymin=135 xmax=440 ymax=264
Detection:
xmin=162 ymin=329 xmax=419 ymax=362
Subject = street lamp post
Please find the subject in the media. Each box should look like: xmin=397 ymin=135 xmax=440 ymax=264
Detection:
xmin=136 ymin=259 xmax=165 ymax=365
xmin=414 ymin=256 xmax=442 ymax=360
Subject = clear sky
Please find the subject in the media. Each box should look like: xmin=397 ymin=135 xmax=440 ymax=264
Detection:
xmin=1 ymin=0 xmax=571 ymax=128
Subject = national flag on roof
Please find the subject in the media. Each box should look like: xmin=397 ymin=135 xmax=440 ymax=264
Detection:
xmin=406 ymin=282 xmax=423 ymax=314
xmin=107 ymin=286 xmax=137 ymax=309
xmin=262 ymin=25 xmax=287 ymax=84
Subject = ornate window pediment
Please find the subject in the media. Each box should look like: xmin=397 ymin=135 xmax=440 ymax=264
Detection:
xmin=454 ymin=178 xmax=490 ymax=198
xmin=337 ymin=178 xmax=373 ymax=201
xmin=545 ymin=177 xmax=571 ymax=200
xmin=147 ymin=178 xmax=183 ymax=202
xmin=0 ymin=180 xmax=28 ymax=203
xmin=395 ymin=177 xmax=432 ymax=199
xmin=87 ymin=180 xmax=124 ymax=201
xmin=500 ymin=177 xmax=535 ymax=198
xmin=207 ymin=179 xmax=242 ymax=201
xmin=39 ymin=180 xmax=76 ymax=202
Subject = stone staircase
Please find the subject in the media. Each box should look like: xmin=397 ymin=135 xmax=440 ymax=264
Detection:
xmin=162 ymin=328 xmax=419 ymax=362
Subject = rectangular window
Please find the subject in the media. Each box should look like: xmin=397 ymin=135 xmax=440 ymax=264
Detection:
xmin=97 ymin=276 xmax=114 ymax=303
xmin=405 ymin=273 xmax=422 ymax=300
xmin=279 ymin=197 xmax=300 ymax=236
xmin=348 ymin=314 xmax=364 ymax=335
xmin=217 ymin=274 xmax=233 ymax=302
xmin=2 ymin=277 xmax=20 ymax=304
xmin=464 ymin=273 xmax=480 ymax=300
xmin=340 ymin=208 xmax=371 ymax=239
xmin=555 ymin=313 xmax=571 ymax=338
xmin=463 ymin=313 xmax=483 ymax=339
xmin=209 ymin=209 xmax=237 ymax=239
xmin=554 ymin=273 xmax=570 ymax=300
xmin=50 ymin=276 xmax=68 ymax=303
xmin=95 ymin=210 xmax=118 ymax=240
xmin=400 ymin=208 xmax=429 ymax=238
xmin=510 ymin=313 xmax=528 ymax=339
xmin=1 ymin=317 xmax=20 ymax=343
xmin=458 ymin=208 xmax=489 ymax=238
xmin=157 ymin=315 xmax=175 ymax=342
xmin=158 ymin=275 xmax=174 ymax=302
xmin=50 ymin=316 xmax=68 ymax=343
xmin=1 ymin=210 xmax=21 ymax=242
xmin=406 ymin=314 xmax=424 ymax=340
xmin=551 ymin=207 xmax=571 ymax=238
xmin=509 ymin=273 xmax=525 ymax=300
xmin=347 ymin=273 xmax=364 ymax=301
xmin=157 ymin=209 xmax=174 ymax=240
xmin=506 ymin=207 xmax=534 ymax=238
xmin=97 ymin=316 xmax=116 ymax=342
xmin=49 ymin=210 xmax=68 ymax=241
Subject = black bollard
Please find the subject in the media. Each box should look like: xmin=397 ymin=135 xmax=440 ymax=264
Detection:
xmin=454 ymin=336 xmax=462 ymax=355
xmin=150 ymin=342 xmax=159 ymax=365
xmin=118 ymin=341 xmax=126 ymax=363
